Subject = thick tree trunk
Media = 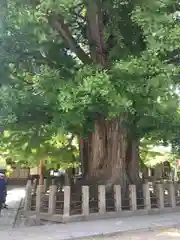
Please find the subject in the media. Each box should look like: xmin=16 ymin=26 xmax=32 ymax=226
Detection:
xmin=79 ymin=117 xmax=141 ymax=192
xmin=80 ymin=116 xmax=131 ymax=190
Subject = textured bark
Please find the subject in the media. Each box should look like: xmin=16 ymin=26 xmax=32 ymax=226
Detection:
xmin=85 ymin=0 xmax=107 ymax=65
xmin=79 ymin=119 xmax=142 ymax=193
xmin=80 ymin=116 xmax=131 ymax=190
xmin=79 ymin=137 xmax=89 ymax=177
xmin=125 ymin=137 xmax=141 ymax=186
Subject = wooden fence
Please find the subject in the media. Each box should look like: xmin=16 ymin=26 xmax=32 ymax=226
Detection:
xmin=8 ymin=167 xmax=29 ymax=185
xmin=23 ymin=180 xmax=180 ymax=223
xmin=9 ymin=168 xmax=29 ymax=179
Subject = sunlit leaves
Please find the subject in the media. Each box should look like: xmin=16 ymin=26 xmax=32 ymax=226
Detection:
xmin=0 ymin=0 xmax=180 ymax=168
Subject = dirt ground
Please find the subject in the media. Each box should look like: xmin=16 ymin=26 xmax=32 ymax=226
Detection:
xmin=87 ymin=228 xmax=180 ymax=239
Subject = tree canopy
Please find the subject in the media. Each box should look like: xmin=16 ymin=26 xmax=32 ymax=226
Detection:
xmin=0 ymin=0 xmax=180 ymax=183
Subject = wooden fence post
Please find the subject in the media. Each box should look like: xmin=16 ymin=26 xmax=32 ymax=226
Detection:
xmin=24 ymin=180 xmax=32 ymax=211
xmin=82 ymin=186 xmax=89 ymax=216
xmin=48 ymin=185 xmax=57 ymax=215
xmin=114 ymin=185 xmax=122 ymax=212
xmin=156 ymin=184 xmax=164 ymax=209
xmin=36 ymin=185 xmax=44 ymax=213
xmin=63 ymin=186 xmax=71 ymax=217
xmin=98 ymin=185 xmax=106 ymax=214
xmin=129 ymin=185 xmax=137 ymax=212
xmin=168 ymin=183 xmax=176 ymax=208
xmin=143 ymin=183 xmax=151 ymax=210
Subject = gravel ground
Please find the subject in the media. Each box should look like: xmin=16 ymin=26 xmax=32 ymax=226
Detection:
xmin=87 ymin=228 xmax=180 ymax=239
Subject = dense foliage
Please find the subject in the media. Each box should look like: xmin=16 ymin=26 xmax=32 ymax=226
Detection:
xmin=0 ymin=0 xmax=180 ymax=181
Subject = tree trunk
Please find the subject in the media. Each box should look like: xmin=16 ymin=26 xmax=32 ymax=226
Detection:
xmin=80 ymin=116 xmax=131 ymax=190
xmin=79 ymin=117 xmax=142 ymax=193
xmin=126 ymin=137 xmax=141 ymax=186
xmin=79 ymin=137 xmax=89 ymax=177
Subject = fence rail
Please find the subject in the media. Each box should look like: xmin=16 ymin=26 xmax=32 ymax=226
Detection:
xmin=23 ymin=180 xmax=180 ymax=223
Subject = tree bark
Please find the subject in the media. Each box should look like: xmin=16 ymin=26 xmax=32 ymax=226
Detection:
xmin=79 ymin=117 xmax=142 ymax=192
xmin=80 ymin=116 xmax=132 ymax=190
xmin=125 ymin=137 xmax=141 ymax=186
xmin=79 ymin=137 xmax=89 ymax=177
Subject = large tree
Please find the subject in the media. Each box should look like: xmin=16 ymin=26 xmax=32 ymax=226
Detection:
xmin=0 ymin=0 xmax=180 ymax=189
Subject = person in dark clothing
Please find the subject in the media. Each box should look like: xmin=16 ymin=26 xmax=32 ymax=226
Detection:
xmin=0 ymin=173 xmax=6 ymax=214
xmin=2 ymin=174 xmax=8 ymax=209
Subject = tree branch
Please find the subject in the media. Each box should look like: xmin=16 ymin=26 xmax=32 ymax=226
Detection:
xmin=84 ymin=0 xmax=107 ymax=66
xmin=49 ymin=14 xmax=92 ymax=65
xmin=31 ymin=0 xmax=92 ymax=64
